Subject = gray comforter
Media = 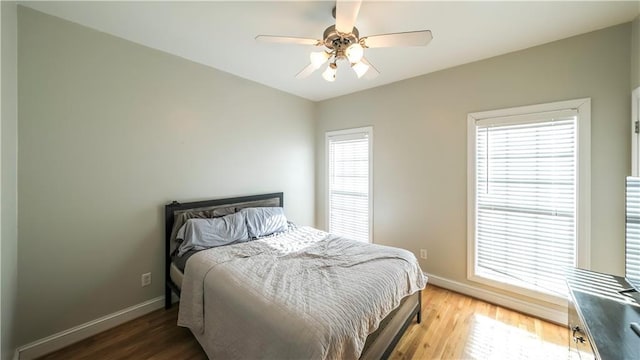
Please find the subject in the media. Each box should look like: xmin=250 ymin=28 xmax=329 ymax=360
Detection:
xmin=177 ymin=226 xmax=426 ymax=360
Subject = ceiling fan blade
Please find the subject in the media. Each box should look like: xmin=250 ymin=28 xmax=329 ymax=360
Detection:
xmin=335 ymin=0 xmax=362 ymax=34
xmin=295 ymin=63 xmax=319 ymax=79
xmin=362 ymin=30 xmax=433 ymax=48
xmin=361 ymin=58 xmax=379 ymax=79
xmin=255 ymin=35 xmax=321 ymax=46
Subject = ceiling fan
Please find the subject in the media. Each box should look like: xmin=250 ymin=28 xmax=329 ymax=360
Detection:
xmin=255 ymin=0 xmax=433 ymax=82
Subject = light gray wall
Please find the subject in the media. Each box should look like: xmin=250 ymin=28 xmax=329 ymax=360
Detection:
xmin=1 ymin=2 xmax=19 ymax=359
xmin=633 ymin=16 xmax=640 ymax=89
xmin=316 ymin=24 xmax=631 ymax=307
xmin=17 ymin=7 xmax=315 ymax=346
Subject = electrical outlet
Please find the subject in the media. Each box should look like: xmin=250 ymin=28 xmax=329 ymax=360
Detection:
xmin=420 ymin=249 xmax=428 ymax=259
xmin=141 ymin=272 xmax=152 ymax=287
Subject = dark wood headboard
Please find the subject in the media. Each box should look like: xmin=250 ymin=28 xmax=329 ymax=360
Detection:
xmin=164 ymin=192 xmax=283 ymax=309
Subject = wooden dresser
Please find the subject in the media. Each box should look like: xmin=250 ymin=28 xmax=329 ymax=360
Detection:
xmin=566 ymin=268 xmax=640 ymax=360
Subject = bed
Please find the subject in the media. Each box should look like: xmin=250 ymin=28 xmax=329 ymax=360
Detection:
xmin=164 ymin=192 xmax=427 ymax=360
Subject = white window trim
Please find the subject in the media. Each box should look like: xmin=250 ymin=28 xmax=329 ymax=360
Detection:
xmin=632 ymin=87 xmax=640 ymax=176
xmin=325 ymin=126 xmax=373 ymax=243
xmin=467 ymin=98 xmax=591 ymax=305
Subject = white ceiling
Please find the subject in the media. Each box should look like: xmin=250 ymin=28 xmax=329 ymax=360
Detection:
xmin=21 ymin=1 xmax=640 ymax=101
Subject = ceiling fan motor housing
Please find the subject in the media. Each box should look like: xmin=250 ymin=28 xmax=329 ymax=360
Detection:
xmin=323 ymin=25 xmax=360 ymax=59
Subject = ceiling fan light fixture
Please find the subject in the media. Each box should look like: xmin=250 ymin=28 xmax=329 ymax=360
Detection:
xmin=255 ymin=1 xmax=432 ymax=81
xmin=345 ymin=43 xmax=364 ymax=63
xmin=351 ymin=60 xmax=369 ymax=78
xmin=309 ymin=51 xmax=331 ymax=69
xmin=322 ymin=63 xmax=337 ymax=82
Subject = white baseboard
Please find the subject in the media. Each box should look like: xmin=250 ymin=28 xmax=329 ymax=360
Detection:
xmin=425 ymin=273 xmax=568 ymax=326
xmin=16 ymin=296 xmax=165 ymax=360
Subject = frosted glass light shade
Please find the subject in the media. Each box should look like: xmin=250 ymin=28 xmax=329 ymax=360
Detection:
xmin=351 ymin=61 xmax=370 ymax=78
xmin=345 ymin=43 xmax=364 ymax=63
xmin=322 ymin=63 xmax=337 ymax=82
xmin=310 ymin=51 xmax=330 ymax=69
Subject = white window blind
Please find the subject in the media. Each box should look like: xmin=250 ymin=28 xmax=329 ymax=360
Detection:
xmin=473 ymin=111 xmax=577 ymax=298
xmin=626 ymin=177 xmax=640 ymax=282
xmin=327 ymin=127 xmax=372 ymax=243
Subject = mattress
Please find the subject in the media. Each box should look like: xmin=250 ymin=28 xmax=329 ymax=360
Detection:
xmin=178 ymin=226 xmax=427 ymax=360
xmin=174 ymin=257 xmax=420 ymax=359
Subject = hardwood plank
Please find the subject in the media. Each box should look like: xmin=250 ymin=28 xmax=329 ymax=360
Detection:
xmin=38 ymin=306 xmax=207 ymax=360
xmin=390 ymin=285 xmax=569 ymax=360
xmin=37 ymin=285 xmax=568 ymax=359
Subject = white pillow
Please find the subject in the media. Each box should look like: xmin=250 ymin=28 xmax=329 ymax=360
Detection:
xmin=240 ymin=207 xmax=288 ymax=238
xmin=176 ymin=211 xmax=248 ymax=256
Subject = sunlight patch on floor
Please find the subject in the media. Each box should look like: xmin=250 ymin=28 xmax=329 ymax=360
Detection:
xmin=463 ymin=314 xmax=568 ymax=360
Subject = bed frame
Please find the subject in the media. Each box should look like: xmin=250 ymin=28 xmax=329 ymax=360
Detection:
xmin=164 ymin=192 xmax=422 ymax=359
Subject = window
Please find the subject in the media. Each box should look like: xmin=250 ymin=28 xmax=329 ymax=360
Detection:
xmin=628 ymin=86 xmax=640 ymax=284
xmin=326 ymin=127 xmax=372 ymax=243
xmin=626 ymin=177 xmax=640 ymax=282
xmin=467 ymin=99 xmax=590 ymax=304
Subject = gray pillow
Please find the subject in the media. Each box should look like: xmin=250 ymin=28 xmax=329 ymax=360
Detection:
xmin=240 ymin=207 xmax=288 ymax=238
xmin=176 ymin=211 xmax=249 ymax=256
xmin=169 ymin=206 xmax=237 ymax=255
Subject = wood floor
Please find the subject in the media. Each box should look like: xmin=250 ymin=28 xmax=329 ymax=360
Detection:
xmin=390 ymin=286 xmax=568 ymax=360
xmin=38 ymin=285 xmax=568 ymax=360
